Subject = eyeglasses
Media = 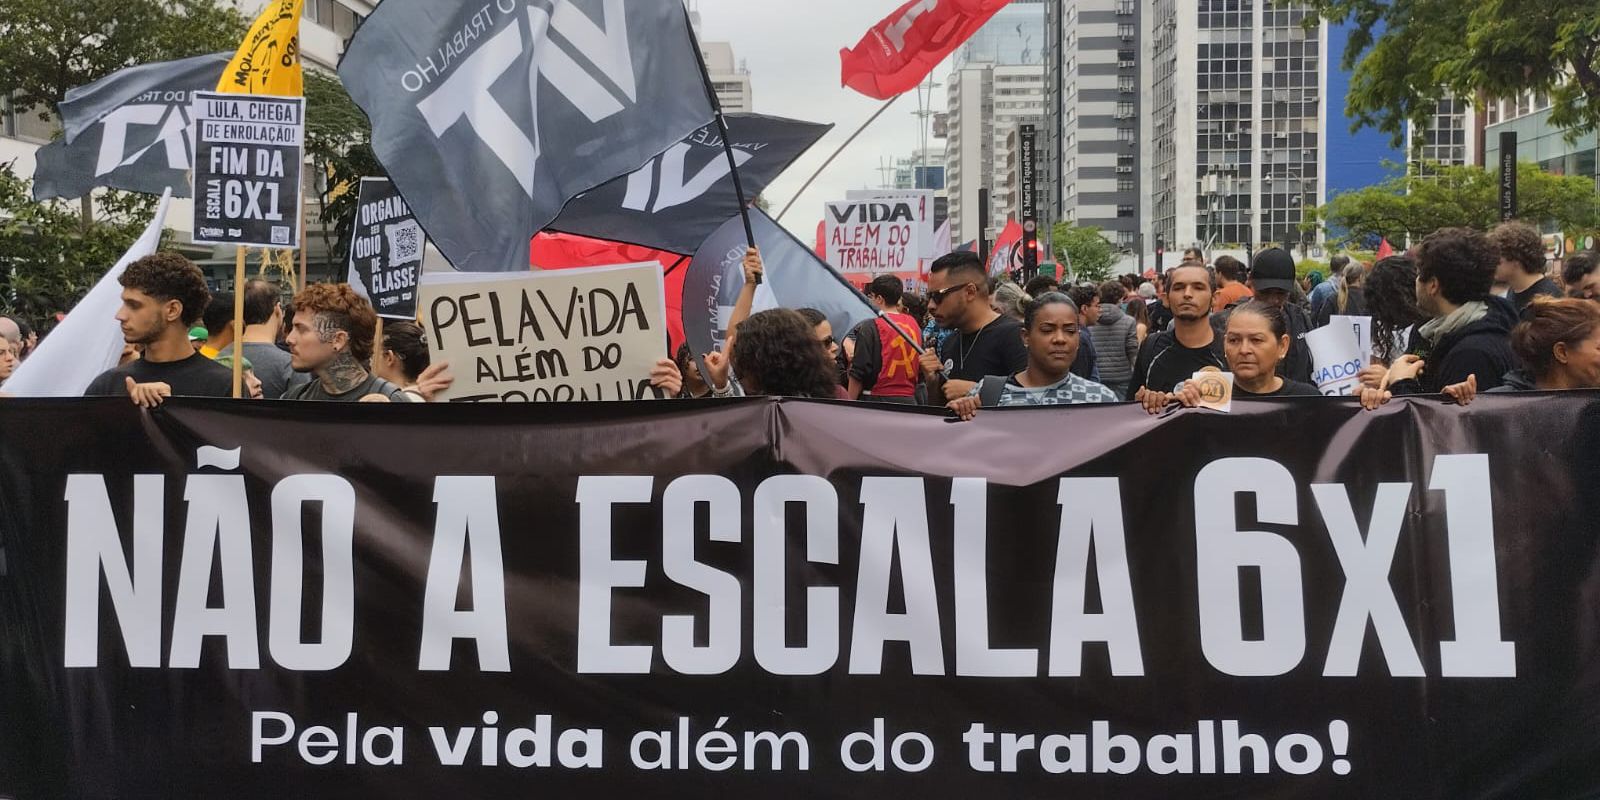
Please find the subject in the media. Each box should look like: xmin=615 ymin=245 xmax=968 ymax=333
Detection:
xmin=817 ymin=335 xmax=836 ymax=348
xmin=928 ymin=283 xmax=975 ymax=303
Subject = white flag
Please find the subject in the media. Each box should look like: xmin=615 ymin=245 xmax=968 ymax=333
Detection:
xmin=3 ymin=190 xmax=172 ymax=397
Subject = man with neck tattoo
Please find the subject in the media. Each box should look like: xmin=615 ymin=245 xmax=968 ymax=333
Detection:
xmin=282 ymin=283 xmax=412 ymax=402
xmin=918 ymin=251 xmax=1028 ymax=404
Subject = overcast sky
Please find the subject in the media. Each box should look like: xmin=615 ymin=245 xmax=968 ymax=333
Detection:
xmin=691 ymin=0 xmax=949 ymax=242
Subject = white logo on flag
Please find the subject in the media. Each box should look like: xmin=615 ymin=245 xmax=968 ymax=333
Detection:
xmin=416 ymin=0 xmax=639 ymax=199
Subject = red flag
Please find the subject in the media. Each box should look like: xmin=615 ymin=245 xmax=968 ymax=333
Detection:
xmin=1375 ymin=238 xmax=1394 ymax=260
xmin=815 ymin=219 xmax=828 ymax=260
xmin=840 ymin=0 xmax=1013 ymax=100
xmin=530 ymin=232 xmax=690 ymax=352
xmin=988 ymin=219 xmax=1023 ymax=276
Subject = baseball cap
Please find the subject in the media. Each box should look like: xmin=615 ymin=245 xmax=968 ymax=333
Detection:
xmin=189 ymin=326 xmax=208 ymax=341
xmin=1251 ymin=248 xmax=1297 ymax=293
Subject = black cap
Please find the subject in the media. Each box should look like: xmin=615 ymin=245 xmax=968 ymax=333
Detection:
xmin=1251 ymin=248 xmax=1297 ymax=293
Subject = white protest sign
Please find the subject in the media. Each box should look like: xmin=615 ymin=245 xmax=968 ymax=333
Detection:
xmin=421 ymin=263 xmax=668 ymax=403
xmin=825 ymin=193 xmax=933 ymax=274
xmin=1306 ymin=322 xmax=1366 ymax=396
xmin=1330 ymin=315 xmax=1373 ymax=365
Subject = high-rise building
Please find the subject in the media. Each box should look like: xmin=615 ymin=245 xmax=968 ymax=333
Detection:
xmin=893 ymin=147 xmax=947 ymax=191
xmin=1148 ymin=0 xmax=1328 ymax=253
xmin=687 ymin=8 xmax=752 ymax=113
xmin=1407 ymin=97 xmax=1480 ymax=169
xmin=947 ymin=64 xmax=1047 ymax=245
xmin=1044 ymin=0 xmax=1145 ymax=252
xmin=944 ymin=2 xmax=1046 ymax=246
xmin=1484 ymin=90 xmax=1598 ymax=187
xmin=954 ymin=0 xmax=1047 ymax=70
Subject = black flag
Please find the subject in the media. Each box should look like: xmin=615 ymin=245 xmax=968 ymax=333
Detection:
xmin=32 ymin=53 xmax=229 ymax=201
xmin=338 ymin=0 xmax=714 ymax=272
xmin=548 ymin=114 xmax=832 ymax=253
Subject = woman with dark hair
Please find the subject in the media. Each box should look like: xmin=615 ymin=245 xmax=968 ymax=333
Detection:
xmin=373 ymin=320 xmax=432 ymax=401
xmin=673 ymin=343 xmax=712 ymax=399
xmin=705 ymin=309 xmax=844 ymax=399
xmin=1125 ymin=297 xmax=1151 ymax=346
xmin=947 ymin=292 xmax=1119 ymax=419
xmin=1142 ymin=301 xmax=1319 ymax=412
xmin=1366 ymin=255 xmax=1426 ymax=364
xmin=902 ymin=292 xmax=930 ymax=329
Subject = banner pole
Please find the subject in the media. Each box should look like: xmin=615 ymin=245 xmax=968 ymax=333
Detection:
xmin=231 ymin=247 xmax=246 ymax=398
xmin=298 ymin=200 xmax=309 ymax=291
xmin=761 ymin=211 xmax=925 ymax=356
xmin=374 ymin=315 xmax=384 ymax=377
xmin=775 ymin=96 xmax=900 ymax=223
xmin=684 ymin=9 xmax=759 ymax=282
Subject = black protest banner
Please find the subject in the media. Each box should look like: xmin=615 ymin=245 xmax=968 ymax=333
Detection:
xmin=349 ymin=178 xmax=424 ymax=319
xmin=419 ymin=263 xmax=668 ymax=402
xmin=190 ymin=92 xmax=304 ymax=249
xmin=2 ymin=395 xmax=1599 ymax=799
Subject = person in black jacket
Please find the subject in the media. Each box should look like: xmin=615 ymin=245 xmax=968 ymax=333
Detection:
xmin=1359 ymin=228 xmax=1520 ymax=408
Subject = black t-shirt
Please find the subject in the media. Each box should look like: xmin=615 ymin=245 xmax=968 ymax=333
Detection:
xmin=1514 ymin=278 xmax=1563 ymax=319
xmin=85 ymin=352 xmax=234 ymax=398
xmin=1236 ymin=379 xmax=1321 ymax=398
xmin=938 ymin=316 xmax=1027 ymax=382
xmin=283 ymin=373 xmax=409 ymax=402
xmin=1129 ymin=330 xmax=1226 ymax=395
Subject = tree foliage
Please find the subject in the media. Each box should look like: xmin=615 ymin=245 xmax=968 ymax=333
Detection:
xmin=1310 ymin=0 xmax=1600 ymax=143
xmin=305 ymin=69 xmax=381 ymax=279
xmin=1051 ymin=223 xmax=1117 ymax=284
xmin=0 ymin=0 xmax=248 ymax=115
xmin=0 ymin=164 xmax=163 ymax=323
xmin=1313 ymin=162 xmax=1600 ymax=246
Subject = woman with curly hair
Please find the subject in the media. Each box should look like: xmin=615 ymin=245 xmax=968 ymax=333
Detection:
xmin=704 ymin=308 xmax=845 ymax=399
xmin=1354 ymin=255 xmax=1430 ymax=392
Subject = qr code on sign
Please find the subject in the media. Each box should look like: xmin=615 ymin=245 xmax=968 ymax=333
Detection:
xmin=270 ymin=226 xmax=290 ymax=245
xmin=385 ymin=219 xmax=423 ymax=267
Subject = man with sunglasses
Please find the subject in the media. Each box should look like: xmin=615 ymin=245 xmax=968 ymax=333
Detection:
xmin=919 ymin=251 xmax=1027 ymax=404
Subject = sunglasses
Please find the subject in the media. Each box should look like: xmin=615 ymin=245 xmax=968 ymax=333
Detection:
xmin=928 ymin=283 xmax=975 ymax=303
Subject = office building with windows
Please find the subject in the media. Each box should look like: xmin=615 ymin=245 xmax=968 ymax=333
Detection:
xmin=1148 ymin=0 xmax=1327 ymax=253
xmin=1044 ymin=0 xmax=1144 ymax=252
xmin=945 ymin=1 xmax=1047 ymax=245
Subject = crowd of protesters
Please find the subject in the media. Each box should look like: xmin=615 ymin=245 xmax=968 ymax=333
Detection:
xmin=0 ymin=219 xmax=1595 ymax=415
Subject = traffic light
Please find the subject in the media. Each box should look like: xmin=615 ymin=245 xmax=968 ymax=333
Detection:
xmin=1155 ymin=236 xmax=1166 ymax=272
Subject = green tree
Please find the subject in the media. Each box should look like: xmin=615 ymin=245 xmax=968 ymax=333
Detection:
xmin=1312 ymin=162 xmax=1600 ymax=246
xmin=305 ymin=69 xmax=381 ymax=282
xmin=0 ymin=164 xmax=167 ymax=322
xmin=0 ymin=0 xmax=248 ymax=119
xmin=1050 ymin=223 xmax=1117 ymax=284
xmin=1309 ymin=0 xmax=1600 ymax=143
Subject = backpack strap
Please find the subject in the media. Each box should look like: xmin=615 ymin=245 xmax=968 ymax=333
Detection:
xmin=978 ymin=375 xmax=1008 ymax=407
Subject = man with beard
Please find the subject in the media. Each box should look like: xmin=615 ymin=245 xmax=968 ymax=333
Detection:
xmin=919 ymin=252 xmax=1028 ymax=404
xmin=282 ymin=283 xmax=412 ymax=402
xmin=86 ymin=252 xmax=233 ymax=405
xmin=1130 ymin=263 xmax=1226 ymax=405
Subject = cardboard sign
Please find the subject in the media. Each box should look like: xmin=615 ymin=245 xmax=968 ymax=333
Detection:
xmin=190 ymin=92 xmax=304 ymax=249
xmin=1306 ymin=322 xmax=1366 ymax=396
xmin=420 ymin=263 xmax=668 ymax=403
xmin=826 ymin=191 xmax=935 ymax=275
xmin=349 ymin=178 xmax=424 ymax=320
xmin=1190 ymin=368 xmax=1234 ymax=412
